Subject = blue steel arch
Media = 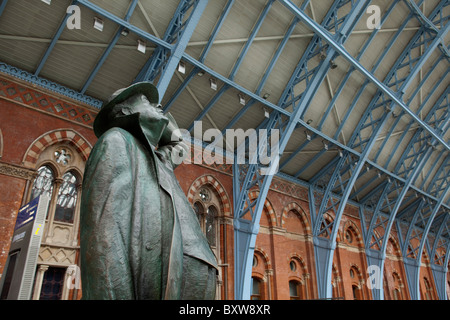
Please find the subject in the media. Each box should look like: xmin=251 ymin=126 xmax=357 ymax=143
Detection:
xmin=359 ymin=85 xmax=449 ymax=300
xmin=233 ymin=0 xmax=371 ymax=300
xmin=303 ymin=1 xmax=449 ymax=299
xmin=428 ymin=212 xmax=450 ymax=300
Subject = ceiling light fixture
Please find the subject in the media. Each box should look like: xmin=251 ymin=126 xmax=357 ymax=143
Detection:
xmin=264 ymin=108 xmax=270 ymax=118
xmin=93 ymin=17 xmax=104 ymax=31
xmin=209 ymin=78 xmax=217 ymax=90
xmin=238 ymin=93 xmax=245 ymax=105
xmin=137 ymin=40 xmax=146 ymax=54
xmin=41 ymin=0 xmax=51 ymax=4
xmin=178 ymin=61 xmax=186 ymax=74
xmin=263 ymin=93 xmax=270 ymax=100
xmin=319 ymin=49 xmax=326 ymax=60
xmin=330 ymin=60 xmax=337 ymax=69
xmin=121 ymin=28 xmax=129 ymax=37
xmin=304 ymin=130 xmax=311 ymax=141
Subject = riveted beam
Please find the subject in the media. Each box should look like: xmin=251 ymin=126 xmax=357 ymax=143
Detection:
xmin=279 ymin=0 xmax=450 ymax=151
xmin=81 ymin=0 xmax=140 ymax=94
xmin=233 ymin=0 xmax=370 ymax=299
xmin=35 ymin=0 xmax=79 ymax=76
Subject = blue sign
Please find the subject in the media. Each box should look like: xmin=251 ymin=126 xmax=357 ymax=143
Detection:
xmin=14 ymin=196 xmax=40 ymax=230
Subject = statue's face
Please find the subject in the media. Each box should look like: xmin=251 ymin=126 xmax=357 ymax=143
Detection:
xmin=124 ymin=93 xmax=169 ymax=145
xmin=128 ymin=94 xmax=168 ymax=124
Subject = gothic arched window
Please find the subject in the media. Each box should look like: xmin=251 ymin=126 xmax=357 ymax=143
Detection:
xmin=31 ymin=166 xmax=55 ymax=201
xmin=205 ymin=206 xmax=217 ymax=247
xmin=54 ymin=171 xmax=78 ymax=223
xmin=193 ymin=186 xmax=220 ymax=250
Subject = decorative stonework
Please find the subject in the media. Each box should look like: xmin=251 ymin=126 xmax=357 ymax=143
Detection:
xmin=22 ymin=129 xmax=92 ymax=168
xmin=271 ymin=178 xmax=308 ymax=201
xmin=0 ymin=76 xmax=99 ymax=125
xmin=187 ymin=175 xmax=231 ymax=216
xmin=280 ymin=202 xmax=311 ymax=231
xmin=38 ymin=245 xmax=77 ymax=266
xmin=248 ymin=190 xmax=277 ymax=227
xmin=254 ymin=247 xmax=272 ymax=269
xmin=0 ymin=161 xmax=36 ymax=180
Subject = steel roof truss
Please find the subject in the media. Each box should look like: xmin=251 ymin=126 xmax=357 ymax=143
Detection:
xmin=232 ymin=0 xmax=371 ymax=299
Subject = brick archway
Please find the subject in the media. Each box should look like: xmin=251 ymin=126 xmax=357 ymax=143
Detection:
xmin=22 ymin=129 xmax=92 ymax=168
xmin=280 ymin=202 xmax=311 ymax=233
xmin=187 ymin=174 xmax=231 ymax=216
xmin=254 ymin=246 xmax=272 ymax=269
xmin=248 ymin=190 xmax=277 ymax=227
xmin=342 ymin=219 xmax=364 ymax=247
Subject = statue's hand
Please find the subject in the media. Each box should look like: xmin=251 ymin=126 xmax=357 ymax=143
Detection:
xmin=157 ymin=141 xmax=189 ymax=169
xmin=159 ymin=112 xmax=182 ymax=146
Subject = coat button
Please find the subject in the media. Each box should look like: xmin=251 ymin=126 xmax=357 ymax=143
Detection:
xmin=145 ymin=242 xmax=152 ymax=250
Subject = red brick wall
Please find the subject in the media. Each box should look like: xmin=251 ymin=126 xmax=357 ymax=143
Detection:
xmin=0 ymin=76 xmax=443 ymax=300
xmin=0 ymin=174 xmax=26 ymax=268
xmin=0 ymin=77 xmax=98 ymax=275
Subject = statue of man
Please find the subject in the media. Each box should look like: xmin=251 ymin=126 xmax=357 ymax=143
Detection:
xmin=80 ymin=82 xmax=218 ymax=300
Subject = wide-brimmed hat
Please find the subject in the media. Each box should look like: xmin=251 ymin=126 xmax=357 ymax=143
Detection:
xmin=93 ymin=81 xmax=159 ymax=137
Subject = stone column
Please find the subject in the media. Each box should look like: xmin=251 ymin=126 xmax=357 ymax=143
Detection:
xmin=44 ymin=178 xmax=63 ymax=243
xmin=32 ymin=264 xmax=49 ymax=300
xmin=62 ymin=265 xmax=80 ymax=300
xmin=71 ymin=183 xmax=83 ymax=246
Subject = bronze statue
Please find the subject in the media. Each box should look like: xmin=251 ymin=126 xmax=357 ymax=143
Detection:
xmin=80 ymin=82 xmax=218 ymax=299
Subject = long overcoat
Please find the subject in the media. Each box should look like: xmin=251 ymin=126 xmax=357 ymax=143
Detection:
xmin=80 ymin=125 xmax=218 ymax=300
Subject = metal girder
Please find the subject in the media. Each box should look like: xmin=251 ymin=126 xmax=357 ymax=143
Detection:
xmin=0 ymin=0 xmax=8 ymax=17
xmin=134 ymin=0 xmax=209 ymax=100
xmin=81 ymin=0 xmax=139 ymax=94
xmin=317 ymin=0 xmax=400 ymax=134
xmin=232 ymin=0 xmax=370 ymax=300
xmin=280 ymin=1 xmax=446 ymax=183
xmin=365 ymin=85 xmax=448 ymax=205
xmin=360 ymin=87 xmax=449 ymax=299
xmin=222 ymin=14 xmax=301 ymax=133
xmin=306 ymin=2 xmax=449 ymax=298
xmin=403 ymin=0 xmax=450 ymax=58
xmin=77 ymin=0 xmax=171 ymax=50
xmin=279 ymin=0 xmax=450 ymax=152
xmin=429 ymin=212 xmax=450 ymax=299
xmin=233 ymin=112 xmax=283 ymax=300
xmin=426 ymin=154 xmax=450 ymax=200
xmin=135 ymin=0 xmax=195 ymax=84
xmin=163 ymin=0 xmax=236 ymax=113
xmin=187 ymin=0 xmax=275 ymax=132
xmin=35 ymin=0 xmax=79 ymax=76
xmin=76 ymin=0 xmax=289 ymax=118
xmin=401 ymin=179 xmax=449 ymax=300
xmin=374 ymin=59 xmax=448 ymax=168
